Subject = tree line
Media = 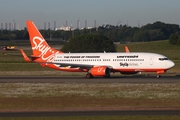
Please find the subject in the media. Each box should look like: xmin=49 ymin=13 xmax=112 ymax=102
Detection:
xmin=61 ymin=34 xmax=116 ymax=53
xmin=0 ymin=21 xmax=180 ymax=43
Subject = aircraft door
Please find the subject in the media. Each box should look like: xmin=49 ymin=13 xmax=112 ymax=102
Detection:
xmin=149 ymin=56 xmax=153 ymax=65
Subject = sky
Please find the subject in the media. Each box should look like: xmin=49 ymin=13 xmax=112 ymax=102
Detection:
xmin=0 ymin=0 xmax=180 ymax=29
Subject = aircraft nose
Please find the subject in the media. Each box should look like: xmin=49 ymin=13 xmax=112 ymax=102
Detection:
xmin=168 ymin=60 xmax=175 ymax=68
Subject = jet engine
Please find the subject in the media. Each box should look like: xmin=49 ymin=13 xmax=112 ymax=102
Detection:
xmin=157 ymin=70 xmax=165 ymax=74
xmin=89 ymin=66 xmax=110 ymax=77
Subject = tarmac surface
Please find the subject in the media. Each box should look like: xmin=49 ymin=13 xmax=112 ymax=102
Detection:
xmin=0 ymin=75 xmax=179 ymax=83
xmin=0 ymin=110 xmax=180 ymax=117
xmin=0 ymin=75 xmax=179 ymax=117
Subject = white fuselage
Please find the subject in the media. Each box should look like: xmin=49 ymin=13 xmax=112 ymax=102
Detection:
xmin=53 ymin=52 xmax=174 ymax=72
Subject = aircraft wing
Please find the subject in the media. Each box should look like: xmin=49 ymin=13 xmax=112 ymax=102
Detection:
xmin=49 ymin=62 xmax=113 ymax=69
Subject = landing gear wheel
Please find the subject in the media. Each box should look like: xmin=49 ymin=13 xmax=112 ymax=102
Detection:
xmin=86 ymin=73 xmax=93 ymax=78
xmin=157 ymin=75 xmax=161 ymax=78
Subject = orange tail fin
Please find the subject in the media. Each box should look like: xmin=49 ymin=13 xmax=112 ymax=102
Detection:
xmin=26 ymin=20 xmax=63 ymax=62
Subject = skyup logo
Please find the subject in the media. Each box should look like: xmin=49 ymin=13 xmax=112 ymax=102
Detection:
xmin=120 ymin=62 xmax=128 ymax=67
xmin=32 ymin=36 xmax=59 ymax=62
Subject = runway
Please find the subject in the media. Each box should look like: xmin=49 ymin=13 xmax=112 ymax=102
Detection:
xmin=0 ymin=110 xmax=180 ymax=117
xmin=0 ymin=75 xmax=179 ymax=83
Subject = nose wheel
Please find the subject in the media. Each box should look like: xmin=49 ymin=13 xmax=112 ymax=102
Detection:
xmin=157 ymin=75 xmax=161 ymax=78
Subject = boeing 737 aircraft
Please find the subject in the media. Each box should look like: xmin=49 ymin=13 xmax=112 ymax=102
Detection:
xmin=20 ymin=20 xmax=175 ymax=78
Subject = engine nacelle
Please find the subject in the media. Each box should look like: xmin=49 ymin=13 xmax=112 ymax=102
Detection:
xmin=157 ymin=70 xmax=165 ymax=74
xmin=90 ymin=66 xmax=110 ymax=77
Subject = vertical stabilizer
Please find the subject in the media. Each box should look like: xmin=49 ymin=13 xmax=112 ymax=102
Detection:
xmin=26 ymin=20 xmax=63 ymax=62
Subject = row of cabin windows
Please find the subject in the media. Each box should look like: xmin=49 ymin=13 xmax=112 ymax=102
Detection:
xmin=55 ymin=57 xmax=167 ymax=62
xmin=54 ymin=59 xmax=144 ymax=62
xmin=54 ymin=59 xmax=101 ymax=62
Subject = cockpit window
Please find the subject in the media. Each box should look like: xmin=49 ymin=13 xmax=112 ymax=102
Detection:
xmin=159 ymin=58 xmax=168 ymax=61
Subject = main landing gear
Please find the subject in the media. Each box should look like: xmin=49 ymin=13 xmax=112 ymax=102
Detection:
xmin=86 ymin=73 xmax=93 ymax=78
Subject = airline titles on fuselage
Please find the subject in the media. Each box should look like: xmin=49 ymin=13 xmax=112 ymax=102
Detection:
xmin=62 ymin=55 xmax=139 ymax=59
xmin=64 ymin=56 xmax=100 ymax=59
xmin=117 ymin=55 xmax=138 ymax=58
xmin=120 ymin=62 xmax=139 ymax=67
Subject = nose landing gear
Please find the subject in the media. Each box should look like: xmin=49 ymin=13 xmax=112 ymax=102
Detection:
xmin=157 ymin=75 xmax=161 ymax=78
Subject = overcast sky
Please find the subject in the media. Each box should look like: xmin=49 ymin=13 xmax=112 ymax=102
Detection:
xmin=0 ymin=0 xmax=180 ymax=29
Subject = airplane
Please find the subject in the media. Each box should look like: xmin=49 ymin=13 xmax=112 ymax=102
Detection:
xmin=20 ymin=20 xmax=175 ymax=78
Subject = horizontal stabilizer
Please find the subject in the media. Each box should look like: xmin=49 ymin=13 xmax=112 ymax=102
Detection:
xmin=20 ymin=49 xmax=31 ymax=62
xmin=31 ymin=55 xmax=40 ymax=58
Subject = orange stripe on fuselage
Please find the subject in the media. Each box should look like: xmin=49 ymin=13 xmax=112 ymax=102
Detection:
xmin=114 ymin=68 xmax=166 ymax=72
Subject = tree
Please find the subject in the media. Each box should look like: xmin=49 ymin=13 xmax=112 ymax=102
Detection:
xmin=9 ymin=33 xmax=16 ymax=40
xmin=61 ymin=34 xmax=116 ymax=53
xmin=169 ymin=33 xmax=179 ymax=45
xmin=177 ymin=37 xmax=180 ymax=45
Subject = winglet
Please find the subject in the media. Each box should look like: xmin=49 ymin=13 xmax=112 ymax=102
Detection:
xmin=125 ymin=46 xmax=130 ymax=53
xmin=20 ymin=49 xmax=31 ymax=62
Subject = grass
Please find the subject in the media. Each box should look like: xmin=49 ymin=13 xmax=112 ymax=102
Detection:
xmin=0 ymin=83 xmax=180 ymax=119
xmin=116 ymin=40 xmax=180 ymax=60
xmin=0 ymin=83 xmax=179 ymax=111
xmin=0 ymin=40 xmax=65 ymax=46
xmin=1 ymin=39 xmax=180 ymax=61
